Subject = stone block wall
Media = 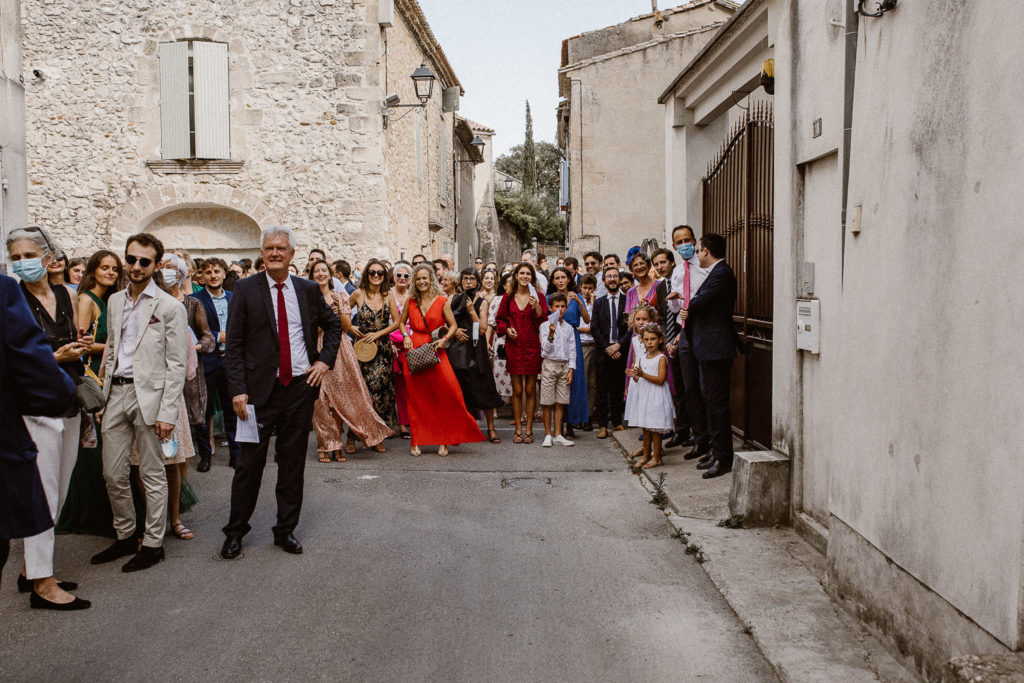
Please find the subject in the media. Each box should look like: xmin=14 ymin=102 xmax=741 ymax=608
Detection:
xmin=22 ymin=0 xmax=389 ymax=260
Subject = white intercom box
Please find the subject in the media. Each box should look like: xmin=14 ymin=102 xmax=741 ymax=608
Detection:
xmin=796 ymin=299 xmax=820 ymax=354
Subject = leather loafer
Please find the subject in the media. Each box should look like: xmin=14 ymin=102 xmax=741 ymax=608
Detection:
xmin=122 ymin=545 xmax=164 ymax=572
xmin=30 ymin=590 xmax=91 ymax=611
xmin=18 ymin=574 xmax=77 ymax=594
xmin=664 ymin=432 xmax=686 ymax=449
xmin=274 ymin=533 xmax=303 ymax=555
xmin=612 ymin=424 xmax=626 ymax=431
xmin=702 ymin=461 xmax=733 ymax=479
xmin=596 ymin=427 xmax=608 ymax=439
xmin=221 ymin=536 xmax=243 ymax=560
xmin=684 ymin=445 xmax=708 ymax=461
xmin=90 ymin=537 xmax=138 ymax=565
xmin=696 ymin=457 xmax=715 ymax=470
xmin=196 ymin=459 xmax=211 ymax=473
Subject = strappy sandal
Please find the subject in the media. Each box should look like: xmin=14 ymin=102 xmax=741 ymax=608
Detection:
xmin=512 ymin=432 xmax=523 ymax=444
xmin=171 ymin=523 xmax=194 ymax=541
xmin=437 ymin=446 xmax=449 ymax=457
xmin=410 ymin=445 xmax=422 ymax=456
xmin=373 ymin=443 xmax=386 ymax=453
xmin=637 ymin=455 xmax=652 ymax=468
xmin=488 ymin=430 xmax=501 ymax=444
xmin=318 ymin=452 xmax=331 ymax=463
xmin=523 ymin=433 xmax=534 ymax=444
xmin=642 ymin=458 xmax=663 ymax=469
xmin=399 ymin=429 xmax=411 ymax=439
xmin=344 ymin=439 xmax=356 ymax=455
xmin=629 ymin=447 xmax=644 ymax=459
xmin=333 ymin=451 xmax=347 ymax=463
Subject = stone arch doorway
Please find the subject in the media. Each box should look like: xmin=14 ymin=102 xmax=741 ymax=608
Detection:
xmin=143 ymin=205 xmax=261 ymax=261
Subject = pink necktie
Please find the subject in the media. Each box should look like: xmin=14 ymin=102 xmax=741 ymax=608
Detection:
xmin=275 ymin=283 xmax=292 ymax=386
xmin=681 ymin=261 xmax=691 ymax=329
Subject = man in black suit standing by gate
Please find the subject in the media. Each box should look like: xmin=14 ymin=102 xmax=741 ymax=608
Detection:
xmin=680 ymin=233 xmax=738 ymax=479
xmin=221 ymin=226 xmax=341 ymax=559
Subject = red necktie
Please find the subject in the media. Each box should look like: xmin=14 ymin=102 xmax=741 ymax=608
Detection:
xmin=275 ymin=283 xmax=292 ymax=386
xmin=681 ymin=261 xmax=691 ymax=329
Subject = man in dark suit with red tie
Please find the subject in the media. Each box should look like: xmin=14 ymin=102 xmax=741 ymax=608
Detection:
xmin=680 ymin=233 xmax=739 ymax=479
xmin=221 ymin=226 xmax=341 ymax=560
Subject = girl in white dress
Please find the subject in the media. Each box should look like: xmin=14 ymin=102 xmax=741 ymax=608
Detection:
xmin=623 ymin=323 xmax=675 ymax=468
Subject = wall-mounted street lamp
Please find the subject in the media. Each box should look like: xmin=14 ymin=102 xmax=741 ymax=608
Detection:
xmin=503 ymin=176 xmax=515 ymax=192
xmin=382 ymin=63 xmax=437 ymax=128
xmin=454 ymin=136 xmax=486 ymax=166
xmin=857 ymin=0 xmax=897 ymax=17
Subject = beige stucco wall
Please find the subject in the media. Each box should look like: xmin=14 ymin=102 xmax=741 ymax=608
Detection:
xmin=0 ymin=0 xmax=26 ymax=269
xmin=560 ymin=9 xmax=728 ymax=260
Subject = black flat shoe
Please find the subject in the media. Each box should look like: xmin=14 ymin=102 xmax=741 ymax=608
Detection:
xmin=90 ymin=537 xmax=138 ymax=564
xmin=665 ymin=433 xmax=686 ymax=449
xmin=122 ymin=545 xmax=164 ymax=572
xmin=274 ymin=533 xmax=303 ymax=555
xmin=196 ymin=459 xmax=211 ymax=473
xmin=696 ymin=457 xmax=715 ymax=470
xmin=17 ymin=574 xmax=77 ymax=594
xmin=221 ymin=536 xmax=243 ymax=560
xmin=702 ymin=461 xmax=733 ymax=479
xmin=30 ymin=590 xmax=91 ymax=611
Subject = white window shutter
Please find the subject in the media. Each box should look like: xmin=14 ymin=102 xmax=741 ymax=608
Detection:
xmin=158 ymin=42 xmax=190 ymax=160
xmin=193 ymin=41 xmax=230 ymax=160
xmin=415 ymin=112 xmax=422 ymax=180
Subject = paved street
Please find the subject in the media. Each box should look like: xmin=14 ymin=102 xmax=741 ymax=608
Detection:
xmin=0 ymin=425 xmax=775 ymax=682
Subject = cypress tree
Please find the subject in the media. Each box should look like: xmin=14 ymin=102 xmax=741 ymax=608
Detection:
xmin=522 ymin=101 xmax=537 ymax=196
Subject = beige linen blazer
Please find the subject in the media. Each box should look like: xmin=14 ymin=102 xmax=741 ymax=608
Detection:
xmin=101 ymin=286 xmax=188 ymax=426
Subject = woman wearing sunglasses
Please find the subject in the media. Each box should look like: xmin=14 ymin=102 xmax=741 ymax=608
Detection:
xmin=388 ymin=261 xmax=414 ymax=440
xmin=347 ymin=258 xmax=401 ymax=453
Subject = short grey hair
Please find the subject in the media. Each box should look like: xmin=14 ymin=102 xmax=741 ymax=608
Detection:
xmin=6 ymin=226 xmax=60 ymax=258
xmin=163 ymin=254 xmax=189 ymax=286
xmin=261 ymin=225 xmax=297 ymax=250
xmin=521 ymin=248 xmax=537 ymax=261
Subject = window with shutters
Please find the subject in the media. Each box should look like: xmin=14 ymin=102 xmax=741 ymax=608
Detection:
xmin=439 ymin=121 xmax=447 ymax=207
xmin=159 ymin=40 xmax=230 ymax=160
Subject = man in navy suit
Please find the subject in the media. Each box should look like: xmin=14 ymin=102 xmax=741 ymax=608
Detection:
xmin=220 ymin=226 xmax=341 ymax=560
xmin=589 ymin=266 xmax=631 ymax=439
xmin=680 ymin=233 xmax=738 ymax=479
xmin=190 ymin=257 xmax=240 ymax=471
xmin=0 ymin=274 xmax=76 ymax=589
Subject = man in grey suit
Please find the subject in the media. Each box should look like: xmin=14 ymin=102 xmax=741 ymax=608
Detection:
xmin=90 ymin=233 xmax=187 ymax=572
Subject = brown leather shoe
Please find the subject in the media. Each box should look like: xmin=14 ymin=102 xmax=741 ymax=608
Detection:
xmin=596 ymin=427 xmax=608 ymax=439
xmin=612 ymin=424 xmax=626 ymax=431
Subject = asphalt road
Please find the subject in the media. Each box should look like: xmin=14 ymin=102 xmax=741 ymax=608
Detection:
xmin=0 ymin=424 xmax=776 ymax=682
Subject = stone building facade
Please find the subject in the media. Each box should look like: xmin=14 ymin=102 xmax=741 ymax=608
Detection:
xmin=22 ymin=0 xmax=473 ymax=264
xmin=556 ymin=0 xmax=735 ymax=259
xmin=0 ymin=0 xmax=27 ymax=272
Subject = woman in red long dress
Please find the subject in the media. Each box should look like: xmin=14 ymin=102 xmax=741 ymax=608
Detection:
xmin=399 ymin=264 xmax=485 ymax=456
xmin=495 ymin=262 xmax=548 ymax=444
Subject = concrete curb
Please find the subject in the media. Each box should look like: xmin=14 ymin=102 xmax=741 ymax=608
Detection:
xmin=612 ymin=431 xmax=920 ymax=683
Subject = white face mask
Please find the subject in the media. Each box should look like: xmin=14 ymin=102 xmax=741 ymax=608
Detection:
xmin=160 ymin=267 xmax=179 ymax=285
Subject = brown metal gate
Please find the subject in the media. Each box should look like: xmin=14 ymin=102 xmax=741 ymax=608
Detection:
xmin=701 ymin=103 xmax=773 ymax=448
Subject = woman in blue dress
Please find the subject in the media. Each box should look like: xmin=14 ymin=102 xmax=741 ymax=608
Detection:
xmin=546 ymin=267 xmax=590 ymax=437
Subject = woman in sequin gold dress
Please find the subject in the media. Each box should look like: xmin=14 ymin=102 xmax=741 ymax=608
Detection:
xmin=309 ymin=261 xmax=393 ymax=462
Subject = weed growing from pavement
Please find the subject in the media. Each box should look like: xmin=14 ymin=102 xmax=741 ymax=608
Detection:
xmin=718 ymin=515 xmax=745 ymax=529
xmin=671 ymin=526 xmax=706 ymax=563
xmin=649 ymin=472 xmax=669 ymax=509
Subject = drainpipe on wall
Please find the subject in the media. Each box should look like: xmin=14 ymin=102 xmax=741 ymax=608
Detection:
xmin=840 ymin=0 xmax=859 ymax=287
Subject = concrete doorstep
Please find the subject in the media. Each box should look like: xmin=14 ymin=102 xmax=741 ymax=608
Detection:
xmin=611 ymin=428 xmax=920 ymax=683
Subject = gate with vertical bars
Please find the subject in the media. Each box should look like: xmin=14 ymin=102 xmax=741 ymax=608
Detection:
xmin=701 ymin=103 xmax=774 ymax=448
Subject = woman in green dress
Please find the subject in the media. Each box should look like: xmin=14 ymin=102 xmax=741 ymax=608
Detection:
xmin=55 ymin=250 xmax=123 ymax=536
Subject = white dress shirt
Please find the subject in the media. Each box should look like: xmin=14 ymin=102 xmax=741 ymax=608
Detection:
xmin=114 ymin=279 xmax=159 ymax=379
xmin=267 ymin=273 xmax=311 ymax=378
xmin=605 ymin=290 xmax=624 ymax=343
xmin=667 ymin=254 xmax=710 ymax=325
xmin=539 ymin=316 xmax=577 ymax=367
xmin=579 ymin=297 xmax=594 ymax=344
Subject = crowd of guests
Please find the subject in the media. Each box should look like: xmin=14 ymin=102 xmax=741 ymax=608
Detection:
xmin=1 ymin=221 xmax=739 ymax=611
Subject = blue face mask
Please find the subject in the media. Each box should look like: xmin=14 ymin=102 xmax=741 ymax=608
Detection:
xmin=676 ymin=243 xmax=695 ymax=260
xmin=12 ymin=257 xmax=47 ymax=283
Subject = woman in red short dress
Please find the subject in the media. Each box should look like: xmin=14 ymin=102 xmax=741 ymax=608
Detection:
xmin=398 ymin=264 xmax=485 ymax=456
xmin=495 ymin=262 xmax=548 ymax=444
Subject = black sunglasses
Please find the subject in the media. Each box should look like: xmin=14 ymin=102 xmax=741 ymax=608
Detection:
xmin=366 ymin=270 xmax=386 ymax=277
xmin=394 ymin=273 xmax=410 ymax=280
xmin=125 ymin=254 xmax=154 ymax=267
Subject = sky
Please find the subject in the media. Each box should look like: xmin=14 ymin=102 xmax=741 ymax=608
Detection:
xmin=416 ymin=0 xmax=669 ymax=159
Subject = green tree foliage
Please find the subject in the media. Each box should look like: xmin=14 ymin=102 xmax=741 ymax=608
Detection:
xmin=494 ymin=190 xmax=565 ymax=243
xmin=495 ymin=141 xmax=564 ymax=200
xmin=522 ymin=101 xmax=537 ymax=196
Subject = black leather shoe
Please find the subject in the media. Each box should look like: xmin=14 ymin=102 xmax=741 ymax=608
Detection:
xmin=702 ymin=461 xmax=733 ymax=479
xmin=274 ymin=533 xmax=303 ymax=555
xmin=122 ymin=545 xmax=164 ymax=572
xmin=30 ymin=590 xmax=91 ymax=611
xmin=696 ymin=456 xmax=715 ymax=470
xmin=90 ymin=537 xmax=138 ymax=564
xmin=196 ymin=459 xmax=211 ymax=473
xmin=221 ymin=536 xmax=242 ymax=559
xmin=664 ymin=432 xmax=686 ymax=449
xmin=17 ymin=574 xmax=77 ymax=594
xmin=582 ymin=423 xmax=593 ymax=432
xmin=685 ymin=444 xmax=709 ymax=461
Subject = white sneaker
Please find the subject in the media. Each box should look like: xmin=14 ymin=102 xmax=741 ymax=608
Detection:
xmin=553 ymin=435 xmax=575 ymax=447
xmin=541 ymin=435 xmax=553 ymax=447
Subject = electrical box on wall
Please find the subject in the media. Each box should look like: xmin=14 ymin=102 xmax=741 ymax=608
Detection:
xmin=796 ymin=299 xmax=820 ymax=354
xmin=378 ymin=0 xmax=394 ymax=27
